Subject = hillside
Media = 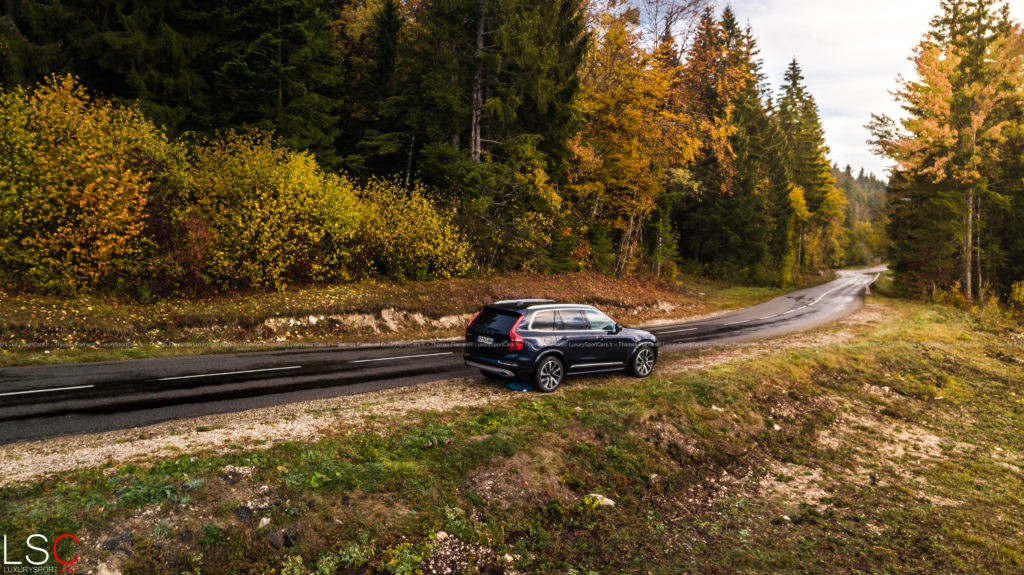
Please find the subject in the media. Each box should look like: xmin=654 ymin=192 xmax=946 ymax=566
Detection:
xmin=2 ymin=292 xmax=1021 ymax=573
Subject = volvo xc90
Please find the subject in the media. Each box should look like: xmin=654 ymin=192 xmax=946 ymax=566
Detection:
xmin=463 ymin=300 xmax=657 ymax=392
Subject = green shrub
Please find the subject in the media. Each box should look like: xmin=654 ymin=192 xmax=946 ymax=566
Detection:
xmin=178 ymin=131 xmax=361 ymax=290
xmin=355 ymin=178 xmax=472 ymax=281
xmin=0 ymin=77 xmax=472 ymax=294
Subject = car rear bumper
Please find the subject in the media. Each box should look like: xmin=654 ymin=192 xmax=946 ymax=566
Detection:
xmin=465 ymin=360 xmax=516 ymax=377
xmin=464 ymin=354 xmax=530 ymax=377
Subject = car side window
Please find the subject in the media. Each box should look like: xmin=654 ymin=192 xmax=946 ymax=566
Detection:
xmin=557 ymin=310 xmax=589 ymax=331
xmin=530 ymin=311 xmax=557 ymax=331
xmin=584 ymin=310 xmax=616 ymax=332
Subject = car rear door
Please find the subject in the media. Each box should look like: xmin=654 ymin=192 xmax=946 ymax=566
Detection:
xmin=556 ymin=309 xmax=600 ymax=369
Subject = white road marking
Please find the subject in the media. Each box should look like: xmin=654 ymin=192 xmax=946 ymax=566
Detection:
xmin=759 ymin=314 xmax=780 ymax=320
xmin=0 ymin=384 xmax=95 ymax=397
xmin=724 ymin=319 xmax=751 ymax=326
xmin=659 ymin=327 xmax=699 ymax=334
xmin=809 ymin=280 xmax=853 ymax=307
xmin=156 ymin=366 xmax=302 ymax=381
xmin=349 ymin=352 xmax=453 ymax=364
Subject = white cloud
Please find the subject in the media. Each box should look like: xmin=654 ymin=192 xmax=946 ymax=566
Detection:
xmin=726 ymin=0 xmax=1024 ymax=179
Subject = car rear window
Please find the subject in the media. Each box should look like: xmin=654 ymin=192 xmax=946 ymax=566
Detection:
xmin=472 ymin=309 xmax=521 ymax=332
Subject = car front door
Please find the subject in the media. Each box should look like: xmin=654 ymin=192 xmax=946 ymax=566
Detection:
xmin=583 ymin=309 xmax=631 ymax=365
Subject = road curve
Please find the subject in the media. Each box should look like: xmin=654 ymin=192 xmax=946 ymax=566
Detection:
xmin=0 ymin=267 xmax=882 ymax=444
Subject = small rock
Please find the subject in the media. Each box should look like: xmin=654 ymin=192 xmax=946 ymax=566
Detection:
xmin=235 ymin=505 xmax=254 ymax=523
xmin=308 ymin=315 xmax=318 ymax=325
xmin=711 ymin=405 xmax=724 ymax=412
xmin=100 ymin=534 xmax=132 ymax=555
xmin=436 ymin=531 xmax=449 ymax=541
xmin=268 ymin=526 xmax=299 ymax=550
xmin=96 ymin=563 xmax=122 ymax=575
xmin=504 ymin=554 xmax=515 ymax=563
xmin=783 ymin=515 xmax=792 ymax=522
xmin=258 ymin=517 xmax=271 ymax=529
xmin=101 ymin=538 xmax=122 ymax=552
xmin=773 ymin=424 xmax=781 ymax=431
xmin=585 ymin=493 xmax=615 ymax=507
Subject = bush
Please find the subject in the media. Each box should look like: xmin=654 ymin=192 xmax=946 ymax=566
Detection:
xmin=178 ymin=131 xmax=362 ymax=290
xmin=0 ymin=77 xmax=472 ymax=294
xmin=1010 ymin=281 xmax=1024 ymax=317
xmin=354 ymin=178 xmax=472 ymax=281
xmin=0 ymin=75 xmax=173 ymax=293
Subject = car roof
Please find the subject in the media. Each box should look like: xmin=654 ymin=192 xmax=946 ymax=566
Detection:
xmin=488 ymin=300 xmax=597 ymax=312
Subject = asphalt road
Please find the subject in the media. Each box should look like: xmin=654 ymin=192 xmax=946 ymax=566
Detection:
xmin=0 ymin=267 xmax=882 ymax=444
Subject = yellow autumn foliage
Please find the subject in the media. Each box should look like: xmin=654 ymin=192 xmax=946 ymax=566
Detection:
xmin=355 ymin=178 xmax=472 ymax=280
xmin=181 ymin=131 xmax=363 ymax=290
xmin=0 ymin=77 xmax=473 ymax=294
xmin=0 ymin=75 xmax=170 ymax=292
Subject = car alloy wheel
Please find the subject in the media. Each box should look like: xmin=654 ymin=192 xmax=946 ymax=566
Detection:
xmin=632 ymin=346 xmax=655 ymax=377
xmin=535 ymin=357 xmax=563 ymax=392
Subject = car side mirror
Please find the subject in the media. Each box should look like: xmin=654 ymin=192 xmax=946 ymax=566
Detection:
xmin=610 ymin=323 xmax=622 ymax=334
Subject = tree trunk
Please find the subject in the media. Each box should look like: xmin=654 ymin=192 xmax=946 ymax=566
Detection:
xmin=616 ymin=189 xmax=640 ymax=277
xmin=654 ymin=214 xmax=663 ymax=278
xmin=405 ymin=134 xmax=415 ymax=188
xmin=277 ymin=12 xmax=284 ymax=121
xmin=964 ymin=186 xmax=973 ymax=303
xmin=976 ymin=194 xmax=983 ymax=301
xmin=470 ymin=0 xmax=485 ymax=162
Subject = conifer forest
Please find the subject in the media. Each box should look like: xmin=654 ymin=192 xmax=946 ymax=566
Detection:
xmin=1 ymin=0 xmax=1020 ymax=303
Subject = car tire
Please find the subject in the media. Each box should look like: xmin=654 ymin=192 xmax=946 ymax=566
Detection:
xmin=533 ymin=355 xmax=564 ymax=393
xmin=480 ymin=369 xmax=507 ymax=380
xmin=629 ymin=345 xmax=656 ymax=378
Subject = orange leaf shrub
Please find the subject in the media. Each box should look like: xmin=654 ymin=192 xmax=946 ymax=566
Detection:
xmin=0 ymin=75 xmax=172 ymax=293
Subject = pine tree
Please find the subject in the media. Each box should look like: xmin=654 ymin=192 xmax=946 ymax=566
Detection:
xmin=777 ymin=58 xmax=840 ymax=272
xmin=870 ymin=0 xmax=1024 ymax=300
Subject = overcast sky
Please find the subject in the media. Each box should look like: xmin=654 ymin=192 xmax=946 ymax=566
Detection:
xmin=726 ymin=0 xmax=1024 ymax=180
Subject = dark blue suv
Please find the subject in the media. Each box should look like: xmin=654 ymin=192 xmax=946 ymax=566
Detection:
xmin=463 ymin=300 xmax=658 ymax=392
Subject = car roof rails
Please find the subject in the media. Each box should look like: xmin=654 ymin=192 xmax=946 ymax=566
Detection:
xmin=491 ymin=299 xmax=556 ymax=309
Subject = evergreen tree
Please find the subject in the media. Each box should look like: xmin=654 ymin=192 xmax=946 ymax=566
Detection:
xmin=777 ymin=58 xmax=842 ymax=271
xmin=2 ymin=0 xmax=347 ymax=167
xmin=870 ymin=0 xmax=1023 ymax=300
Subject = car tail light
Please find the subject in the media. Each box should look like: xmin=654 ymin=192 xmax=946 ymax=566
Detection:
xmin=508 ymin=315 xmax=525 ymax=351
xmin=466 ymin=310 xmax=482 ymax=335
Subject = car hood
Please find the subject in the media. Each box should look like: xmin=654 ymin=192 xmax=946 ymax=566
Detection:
xmin=619 ymin=326 xmax=656 ymax=341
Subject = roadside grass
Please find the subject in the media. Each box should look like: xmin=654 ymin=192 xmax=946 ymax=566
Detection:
xmin=0 ymin=272 xmax=793 ymax=367
xmin=4 ymin=294 xmax=1017 ymax=573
